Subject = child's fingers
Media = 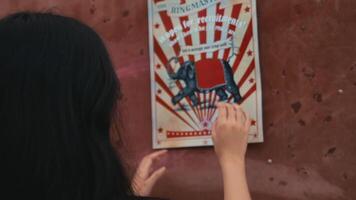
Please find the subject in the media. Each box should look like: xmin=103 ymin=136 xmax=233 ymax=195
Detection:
xmin=240 ymin=109 xmax=247 ymax=125
xmin=226 ymin=103 xmax=235 ymax=122
xmin=217 ymin=103 xmax=227 ymax=123
xmin=232 ymin=104 xmax=240 ymax=122
xmin=138 ymin=150 xmax=168 ymax=179
xmin=212 ymin=122 xmax=217 ymax=140
xmin=244 ymin=112 xmax=251 ymax=131
xmin=216 ymin=96 xmax=220 ymax=102
xmin=147 ymin=150 xmax=168 ymax=161
xmin=232 ymin=104 xmax=245 ymax=124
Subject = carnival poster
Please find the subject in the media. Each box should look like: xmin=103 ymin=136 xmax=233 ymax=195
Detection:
xmin=148 ymin=0 xmax=263 ymax=149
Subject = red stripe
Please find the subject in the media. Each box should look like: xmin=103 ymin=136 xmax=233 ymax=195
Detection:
xmin=155 ymin=73 xmax=174 ymax=96
xmin=198 ymin=9 xmax=208 ymax=60
xmin=180 ymin=16 xmax=195 ymax=62
xmin=212 ymin=3 xmax=225 ymax=59
xmin=223 ymin=4 xmax=242 ymax=61
xmin=241 ymin=84 xmax=256 ymax=104
xmin=232 ymin=20 xmax=253 ymax=73
xmin=159 ymin=11 xmax=184 ymax=63
xmin=154 ymin=37 xmax=169 ymax=66
xmin=228 ymin=84 xmax=256 ymax=103
xmin=207 ymin=92 xmax=217 ymax=120
xmin=196 ymin=93 xmax=203 ymax=120
xmin=179 ymin=0 xmax=194 ymax=61
xmin=202 ymin=92 xmax=207 ymax=118
xmin=207 ymin=92 xmax=213 ymax=116
xmin=156 ymin=95 xmax=196 ymax=130
xmin=197 ymin=8 xmax=209 ymax=119
xmin=238 ymin=59 xmax=255 ymax=88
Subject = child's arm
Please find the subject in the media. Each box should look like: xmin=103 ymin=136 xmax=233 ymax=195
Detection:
xmin=212 ymin=103 xmax=252 ymax=200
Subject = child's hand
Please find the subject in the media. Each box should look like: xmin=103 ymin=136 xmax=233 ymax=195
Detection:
xmin=132 ymin=150 xmax=167 ymax=196
xmin=212 ymin=103 xmax=251 ymax=165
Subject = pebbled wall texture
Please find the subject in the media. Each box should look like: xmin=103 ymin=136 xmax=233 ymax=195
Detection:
xmin=0 ymin=0 xmax=355 ymax=199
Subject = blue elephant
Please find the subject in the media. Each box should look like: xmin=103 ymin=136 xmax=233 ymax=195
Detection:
xmin=167 ymin=57 xmax=242 ymax=107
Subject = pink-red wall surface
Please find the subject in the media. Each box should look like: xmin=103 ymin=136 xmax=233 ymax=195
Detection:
xmin=1 ymin=0 xmax=355 ymax=200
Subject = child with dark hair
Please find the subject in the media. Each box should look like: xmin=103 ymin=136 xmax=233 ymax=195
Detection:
xmin=0 ymin=12 xmax=251 ymax=200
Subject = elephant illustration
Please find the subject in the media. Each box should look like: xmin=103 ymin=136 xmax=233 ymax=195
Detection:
xmin=167 ymin=57 xmax=242 ymax=107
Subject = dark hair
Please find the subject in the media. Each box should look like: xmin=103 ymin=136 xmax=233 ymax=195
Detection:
xmin=0 ymin=12 xmax=137 ymax=200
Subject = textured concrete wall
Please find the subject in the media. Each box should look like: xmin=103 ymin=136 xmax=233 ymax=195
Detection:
xmin=1 ymin=0 xmax=355 ymax=199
